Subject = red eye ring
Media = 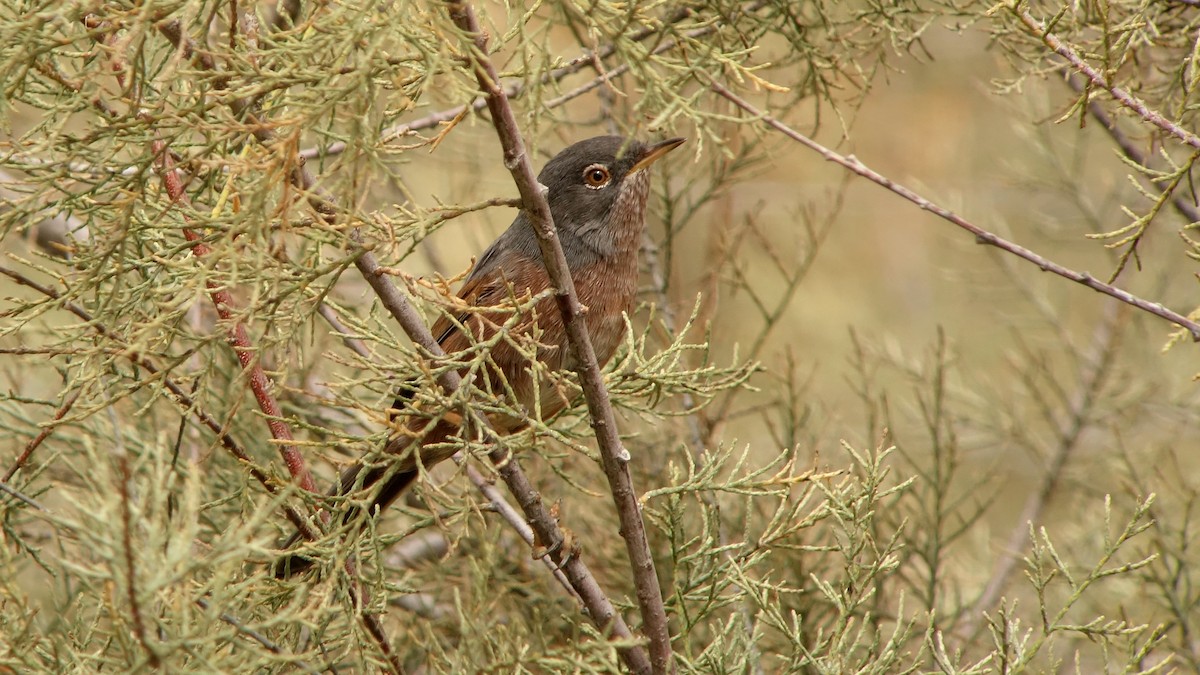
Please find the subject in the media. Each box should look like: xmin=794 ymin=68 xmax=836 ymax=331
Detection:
xmin=583 ymin=164 xmax=611 ymax=188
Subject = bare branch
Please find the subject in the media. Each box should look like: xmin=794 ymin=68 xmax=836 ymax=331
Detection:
xmin=1012 ymin=3 xmax=1200 ymax=151
xmin=1064 ymin=72 xmax=1200 ymax=224
xmin=707 ymin=79 xmax=1200 ymax=341
xmin=3 ymin=388 xmax=80 ymax=483
xmin=446 ymin=2 xmax=673 ymax=672
xmin=0 ymin=479 xmax=46 ymax=511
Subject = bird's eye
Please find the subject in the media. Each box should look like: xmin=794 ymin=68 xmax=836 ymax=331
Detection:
xmin=582 ymin=164 xmax=611 ymax=189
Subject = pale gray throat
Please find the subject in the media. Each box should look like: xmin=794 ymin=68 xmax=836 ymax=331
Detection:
xmin=573 ymin=171 xmax=650 ymax=259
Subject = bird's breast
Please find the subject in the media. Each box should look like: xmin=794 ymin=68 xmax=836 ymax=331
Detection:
xmin=574 ymin=255 xmax=639 ymax=367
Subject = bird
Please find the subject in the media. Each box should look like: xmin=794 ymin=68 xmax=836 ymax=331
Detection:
xmin=274 ymin=135 xmax=685 ymax=577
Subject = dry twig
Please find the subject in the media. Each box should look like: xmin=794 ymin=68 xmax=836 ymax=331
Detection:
xmin=446 ymin=2 xmax=673 ymax=672
xmin=707 ymin=79 xmax=1200 ymax=341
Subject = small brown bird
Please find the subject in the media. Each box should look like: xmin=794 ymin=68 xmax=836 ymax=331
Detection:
xmin=275 ymin=135 xmax=684 ymax=576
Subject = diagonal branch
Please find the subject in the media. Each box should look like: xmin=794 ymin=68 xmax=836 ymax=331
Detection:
xmin=151 ymin=138 xmax=316 ymax=493
xmin=4 ymin=388 xmax=80 ymax=483
xmin=0 ymin=479 xmax=46 ymax=511
xmin=446 ymin=3 xmax=673 ymax=674
xmin=83 ymin=13 xmax=317 ymax=492
xmin=1063 ymin=72 xmax=1200 ymax=224
xmin=707 ymin=79 xmax=1200 ymax=342
xmin=152 ymin=12 xmax=403 ymax=669
xmin=1011 ymin=3 xmax=1200 ymax=151
xmin=960 ymin=302 xmax=1123 ymax=641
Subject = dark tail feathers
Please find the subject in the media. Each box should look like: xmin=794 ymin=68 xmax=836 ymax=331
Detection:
xmin=271 ymin=464 xmax=419 ymax=578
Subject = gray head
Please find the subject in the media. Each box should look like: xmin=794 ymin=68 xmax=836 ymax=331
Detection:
xmin=467 ymin=136 xmax=685 ymax=281
xmin=538 ymin=135 xmax=685 ymax=258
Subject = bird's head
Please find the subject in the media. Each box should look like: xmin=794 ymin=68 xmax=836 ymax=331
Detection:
xmin=537 ymin=135 xmax=685 ymax=257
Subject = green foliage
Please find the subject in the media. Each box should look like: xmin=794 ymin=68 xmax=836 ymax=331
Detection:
xmin=1 ymin=0 xmax=1198 ymax=673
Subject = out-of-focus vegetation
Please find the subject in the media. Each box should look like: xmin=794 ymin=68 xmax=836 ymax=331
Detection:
xmin=0 ymin=0 xmax=1197 ymax=672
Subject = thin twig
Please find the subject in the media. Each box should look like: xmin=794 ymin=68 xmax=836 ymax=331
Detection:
xmin=641 ymin=229 xmax=767 ymax=675
xmin=315 ymin=303 xmax=372 ymax=360
xmin=707 ymin=79 xmax=1200 ymax=341
xmin=22 ymin=37 xmax=331 ymax=538
xmin=160 ymin=14 xmax=403 ymax=667
xmin=359 ymin=609 xmax=403 ymax=674
xmin=960 ymin=301 xmax=1124 ymax=640
xmin=1011 ymin=2 xmax=1200 ymax=150
xmin=195 ymin=597 xmax=321 ymax=673
xmin=446 ymin=3 xmax=672 ymax=673
xmin=0 ymin=480 xmax=47 ymax=511
xmin=118 ymin=458 xmax=158 ymax=666
xmin=4 ymin=388 xmax=81 ymax=482
xmin=297 ymin=4 xmax=755 ymax=161
xmin=1064 ymin=72 xmax=1200 ymax=224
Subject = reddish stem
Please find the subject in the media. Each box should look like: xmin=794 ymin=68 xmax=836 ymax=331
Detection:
xmin=152 ymin=139 xmax=316 ymax=493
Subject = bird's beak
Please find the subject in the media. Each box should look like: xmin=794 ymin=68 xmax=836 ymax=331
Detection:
xmin=628 ymin=137 xmax=686 ymax=175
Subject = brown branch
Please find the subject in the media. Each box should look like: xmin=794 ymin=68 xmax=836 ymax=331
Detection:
xmin=446 ymin=3 xmax=672 ymax=673
xmin=4 ymin=388 xmax=81 ymax=482
xmin=18 ymin=15 xmax=329 ymax=547
xmin=359 ymin=608 xmax=403 ymax=674
xmin=80 ymin=12 xmax=318 ymax=495
xmin=150 ymin=138 xmax=317 ymax=493
xmin=116 ymin=446 xmax=158 ymax=667
xmin=154 ymin=17 xmax=651 ymax=671
xmin=1012 ymin=3 xmax=1200 ymax=151
xmin=1064 ymin=72 xmax=1200 ymax=224
xmin=273 ymin=55 xmax=648 ymax=674
xmin=707 ymin=79 xmax=1200 ymax=342
xmin=151 ymin=17 xmax=402 ymax=664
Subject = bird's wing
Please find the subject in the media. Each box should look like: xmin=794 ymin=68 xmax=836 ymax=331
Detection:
xmin=390 ymin=247 xmax=549 ymax=409
xmin=430 ymin=247 xmax=550 ymax=356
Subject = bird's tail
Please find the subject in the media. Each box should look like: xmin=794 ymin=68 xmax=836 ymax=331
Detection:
xmin=271 ymin=461 xmax=421 ymax=578
xmin=272 ymin=386 xmax=471 ymax=578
